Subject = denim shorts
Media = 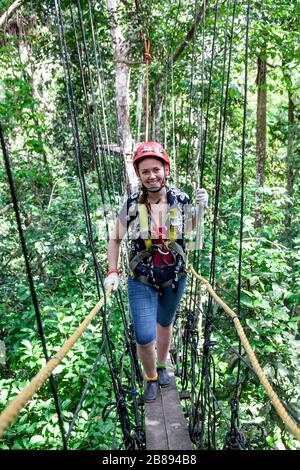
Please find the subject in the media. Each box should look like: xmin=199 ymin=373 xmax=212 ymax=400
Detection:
xmin=128 ymin=274 xmax=187 ymax=345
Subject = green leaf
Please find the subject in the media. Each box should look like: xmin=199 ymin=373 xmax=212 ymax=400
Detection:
xmin=0 ymin=388 xmax=9 ymax=401
xmin=11 ymin=443 xmax=24 ymax=450
xmin=80 ymin=410 xmax=89 ymax=421
xmin=61 ymin=316 xmax=74 ymax=324
xmin=248 ymin=275 xmax=260 ymax=287
xmin=260 ymin=300 xmax=271 ymax=310
xmin=29 ymin=435 xmax=45 ymax=445
xmin=52 ymin=365 xmax=63 ymax=374
xmin=252 ymin=289 xmax=263 ymax=299
xmin=240 ymin=292 xmax=253 ymax=308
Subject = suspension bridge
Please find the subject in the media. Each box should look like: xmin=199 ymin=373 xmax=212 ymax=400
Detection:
xmin=0 ymin=0 xmax=299 ymax=451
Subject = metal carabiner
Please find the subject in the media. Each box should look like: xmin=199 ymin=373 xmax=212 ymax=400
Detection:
xmin=157 ymin=246 xmax=170 ymax=255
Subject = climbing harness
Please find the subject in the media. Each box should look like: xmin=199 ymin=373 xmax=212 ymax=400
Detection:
xmin=127 ymin=189 xmax=188 ymax=294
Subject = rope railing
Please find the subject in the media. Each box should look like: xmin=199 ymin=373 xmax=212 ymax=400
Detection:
xmin=0 ymin=287 xmax=113 ymax=439
xmin=188 ymin=264 xmax=300 ymax=442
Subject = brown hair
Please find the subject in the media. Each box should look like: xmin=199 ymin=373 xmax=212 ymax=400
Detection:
xmin=138 ymin=185 xmax=151 ymax=215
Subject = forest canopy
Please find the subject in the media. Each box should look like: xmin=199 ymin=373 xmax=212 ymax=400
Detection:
xmin=0 ymin=0 xmax=299 ymax=451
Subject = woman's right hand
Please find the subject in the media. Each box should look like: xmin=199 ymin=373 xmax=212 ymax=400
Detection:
xmin=104 ymin=272 xmax=120 ymax=292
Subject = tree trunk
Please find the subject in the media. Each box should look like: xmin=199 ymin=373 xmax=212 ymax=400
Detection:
xmin=106 ymin=0 xmax=137 ymax=192
xmin=284 ymin=91 xmax=295 ymax=244
xmin=255 ymin=54 xmax=267 ymax=228
xmin=0 ymin=0 xmax=22 ymax=28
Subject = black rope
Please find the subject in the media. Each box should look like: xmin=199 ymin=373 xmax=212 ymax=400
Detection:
xmin=64 ymin=312 xmax=109 ymax=445
xmin=54 ymin=0 xmax=105 ymax=300
xmin=69 ymin=0 xmax=112 ymax=228
xmin=116 ymin=291 xmax=145 ymax=449
xmin=210 ymin=321 xmax=256 ymax=376
xmin=209 ymin=0 xmax=233 ymax=287
xmin=223 ymin=398 xmax=247 ymax=450
xmin=185 ymin=0 xmax=200 ymax=192
xmin=67 ymin=9 xmax=162 ymax=440
xmin=181 ymin=309 xmax=199 ymax=391
xmin=182 ymin=3 xmax=212 ymax=420
xmin=190 ymin=3 xmax=225 ymax=443
xmin=187 ymin=0 xmax=217 ymax=329
xmin=69 ymin=4 xmax=103 ymax=181
xmin=74 ymin=0 xmax=116 ymax=208
xmin=0 ymin=122 xmax=67 ymax=449
xmin=226 ymin=0 xmax=250 ymax=450
xmin=87 ymin=0 xmax=118 ymax=200
xmin=117 ymin=292 xmax=143 ymax=385
xmin=55 ymin=0 xmax=142 ymax=450
xmin=187 ymin=0 xmax=237 ymax=449
xmin=200 ymin=3 xmax=237 ymax=440
xmin=101 ymin=298 xmax=140 ymax=449
xmin=200 ymin=0 xmax=219 ymax=187
xmin=240 ymin=422 xmax=267 ymax=450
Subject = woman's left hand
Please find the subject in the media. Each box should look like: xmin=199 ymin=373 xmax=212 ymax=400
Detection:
xmin=195 ymin=188 xmax=208 ymax=208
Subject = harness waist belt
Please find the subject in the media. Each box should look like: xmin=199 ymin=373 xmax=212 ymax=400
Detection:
xmin=129 ymin=241 xmax=186 ymax=272
xmin=132 ymin=271 xmax=186 ymax=288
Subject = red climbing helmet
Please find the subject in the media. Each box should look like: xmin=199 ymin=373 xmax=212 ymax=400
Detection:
xmin=133 ymin=141 xmax=171 ymax=174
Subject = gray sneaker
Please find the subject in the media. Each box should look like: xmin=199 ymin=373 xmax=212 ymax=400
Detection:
xmin=157 ymin=367 xmax=170 ymax=387
xmin=144 ymin=380 xmax=158 ymax=402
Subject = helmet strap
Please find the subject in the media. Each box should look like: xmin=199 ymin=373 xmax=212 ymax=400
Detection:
xmin=147 ymin=185 xmax=163 ymax=193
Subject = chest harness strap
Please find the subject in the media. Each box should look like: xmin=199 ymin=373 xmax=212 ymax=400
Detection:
xmin=129 ymin=204 xmax=187 ymax=294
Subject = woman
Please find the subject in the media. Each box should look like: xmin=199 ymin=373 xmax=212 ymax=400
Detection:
xmin=104 ymin=142 xmax=208 ymax=402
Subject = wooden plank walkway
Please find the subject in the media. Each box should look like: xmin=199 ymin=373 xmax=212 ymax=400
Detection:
xmin=145 ymin=363 xmax=193 ymax=450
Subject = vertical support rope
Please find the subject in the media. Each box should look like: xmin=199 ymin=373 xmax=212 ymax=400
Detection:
xmin=144 ymin=39 xmax=151 ymax=141
xmin=235 ymin=0 xmax=251 ymax=400
xmin=54 ymin=0 xmax=104 ymax=300
xmin=0 ymin=122 xmax=67 ymax=448
xmin=170 ymin=54 xmax=177 ymax=187
xmin=188 ymin=266 xmax=300 ymax=443
xmin=225 ymin=0 xmax=251 ymax=449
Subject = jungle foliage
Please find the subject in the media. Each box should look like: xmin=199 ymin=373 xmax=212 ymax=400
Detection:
xmin=0 ymin=0 xmax=299 ymax=450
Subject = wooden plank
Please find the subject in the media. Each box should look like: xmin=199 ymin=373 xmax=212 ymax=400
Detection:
xmin=145 ymin=384 xmax=169 ymax=450
xmin=161 ymin=364 xmax=193 ymax=450
xmin=144 ymin=363 xmax=192 ymax=450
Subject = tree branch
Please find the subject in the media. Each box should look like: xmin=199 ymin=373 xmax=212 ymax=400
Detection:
xmin=0 ymin=203 xmax=13 ymax=214
xmin=266 ymin=61 xmax=280 ymax=69
xmin=0 ymin=0 xmax=22 ymax=29
xmin=172 ymin=2 xmax=208 ymax=64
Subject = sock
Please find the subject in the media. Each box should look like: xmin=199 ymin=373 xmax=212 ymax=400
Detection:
xmin=145 ymin=373 xmax=158 ymax=382
xmin=156 ymin=360 xmax=168 ymax=368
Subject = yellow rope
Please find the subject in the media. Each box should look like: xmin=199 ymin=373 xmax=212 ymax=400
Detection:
xmin=0 ymin=286 xmax=113 ymax=439
xmin=188 ymin=264 xmax=300 ymax=442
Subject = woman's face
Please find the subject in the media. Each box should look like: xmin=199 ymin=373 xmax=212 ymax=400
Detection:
xmin=137 ymin=158 xmax=168 ymax=190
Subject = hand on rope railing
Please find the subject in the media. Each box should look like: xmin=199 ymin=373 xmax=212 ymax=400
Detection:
xmin=187 ymin=263 xmax=300 ymax=443
xmin=195 ymin=188 xmax=208 ymax=208
xmin=0 ymin=286 xmax=113 ymax=439
xmin=104 ymin=269 xmax=120 ymax=292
